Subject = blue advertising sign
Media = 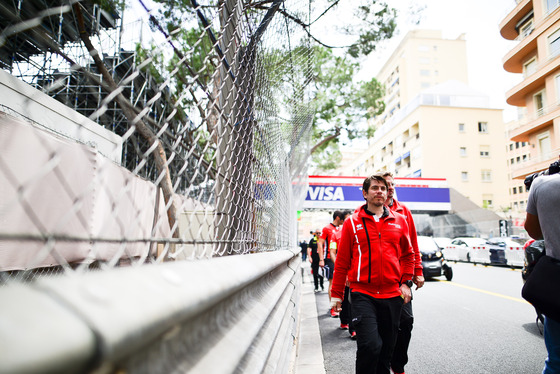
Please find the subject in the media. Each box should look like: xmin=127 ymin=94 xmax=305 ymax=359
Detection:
xmin=303 ymin=176 xmax=450 ymax=212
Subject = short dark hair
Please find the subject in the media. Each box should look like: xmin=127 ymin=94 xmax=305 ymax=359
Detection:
xmin=362 ymin=174 xmax=388 ymax=193
xmin=381 ymin=171 xmax=393 ymax=179
xmin=333 ymin=210 xmax=345 ymax=221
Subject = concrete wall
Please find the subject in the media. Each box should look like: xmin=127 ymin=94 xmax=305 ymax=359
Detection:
xmin=0 ymin=69 xmax=122 ymax=164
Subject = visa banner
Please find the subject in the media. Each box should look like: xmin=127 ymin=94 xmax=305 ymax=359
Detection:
xmin=303 ymin=175 xmax=450 ymax=212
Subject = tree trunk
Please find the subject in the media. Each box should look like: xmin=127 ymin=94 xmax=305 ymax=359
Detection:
xmin=73 ymin=4 xmax=180 ymax=247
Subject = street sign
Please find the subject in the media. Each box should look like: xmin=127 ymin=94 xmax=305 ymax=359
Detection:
xmin=499 ymin=219 xmax=509 ymax=237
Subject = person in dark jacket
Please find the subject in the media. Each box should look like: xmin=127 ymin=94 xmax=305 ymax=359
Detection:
xmin=331 ymin=174 xmax=414 ymax=374
xmin=308 ymin=230 xmax=324 ymax=292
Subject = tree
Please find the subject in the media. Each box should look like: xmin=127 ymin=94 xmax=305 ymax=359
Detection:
xmin=308 ymin=46 xmax=385 ymax=172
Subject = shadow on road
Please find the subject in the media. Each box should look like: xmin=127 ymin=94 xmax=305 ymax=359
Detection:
xmin=522 ymin=320 xmax=545 ymax=338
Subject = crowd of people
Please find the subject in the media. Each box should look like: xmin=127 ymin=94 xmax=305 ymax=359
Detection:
xmin=299 ymin=172 xmax=423 ymax=374
xmin=298 ymin=166 xmax=559 ymax=374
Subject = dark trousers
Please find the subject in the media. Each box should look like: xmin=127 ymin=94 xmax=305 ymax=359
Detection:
xmin=341 ymin=286 xmax=354 ymax=332
xmin=351 ymin=292 xmax=403 ymax=374
xmin=391 ymin=301 xmax=414 ymax=373
xmin=310 ymin=256 xmax=323 ymax=290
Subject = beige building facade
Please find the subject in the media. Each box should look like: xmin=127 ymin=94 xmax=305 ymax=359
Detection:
xmin=341 ymin=30 xmax=510 ymax=211
xmin=500 ymin=0 xmax=560 ymax=181
xmin=372 ymin=30 xmax=469 ymax=130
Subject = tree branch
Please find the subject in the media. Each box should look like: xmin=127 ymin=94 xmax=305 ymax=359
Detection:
xmin=310 ymin=127 xmax=341 ymax=154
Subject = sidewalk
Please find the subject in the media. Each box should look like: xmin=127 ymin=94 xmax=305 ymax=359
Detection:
xmin=293 ymin=261 xmax=326 ymax=374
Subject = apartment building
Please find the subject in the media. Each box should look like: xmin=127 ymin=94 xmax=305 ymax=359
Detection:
xmin=341 ymin=30 xmax=510 ymax=211
xmin=500 ymin=0 xmax=560 ymax=181
xmin=371 ymin=30 xmax=469 ymax=131
xmin=506 ymin=137 xmax=531 ymax=216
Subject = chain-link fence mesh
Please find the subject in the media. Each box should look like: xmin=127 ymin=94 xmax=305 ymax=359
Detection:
xmin=0 ymin=0 xmax=315 ymax=283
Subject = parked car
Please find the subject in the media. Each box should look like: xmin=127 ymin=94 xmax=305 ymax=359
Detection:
xmin=444 ymin=237 xmax=490 ymax=263
xmin=433 ymin=237 xmax=452 ymax=250
xmin=487 ymin=237 xmax=527 ymax=267
xmin=417 ymin=236 xmax=453 ymax=281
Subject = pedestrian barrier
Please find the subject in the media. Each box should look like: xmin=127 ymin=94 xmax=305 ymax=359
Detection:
xmin=505 ymin=246 xmax=525 ymax=267
xmin=470 ymin=246 xmax=491 ymax=264
xmin=443 ymin=246 xmax=459 ymax=261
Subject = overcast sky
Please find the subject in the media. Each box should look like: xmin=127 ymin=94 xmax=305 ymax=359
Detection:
xmin=356 ymin=0 xmax=520 ymax=122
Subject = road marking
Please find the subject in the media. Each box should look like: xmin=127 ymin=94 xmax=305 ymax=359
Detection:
xmin=435 ymin=279 xmax=530 ymax=304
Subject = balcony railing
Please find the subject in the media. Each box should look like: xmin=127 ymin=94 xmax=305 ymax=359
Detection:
xmin=507 ymin=101 xmax=560 ymax=133
xmin=509 ymin=146 xmax=560 ymax=174
xmin=505 ymin=4 xmax=559 ymax=48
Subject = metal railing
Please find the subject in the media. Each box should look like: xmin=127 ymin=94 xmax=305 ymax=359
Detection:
xmin=0 ymin=0 xmax=314 ymax=372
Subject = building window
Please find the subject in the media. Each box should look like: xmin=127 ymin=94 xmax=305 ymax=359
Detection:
xmin=480 ymin=145 xmax=490 ymax=157
xmin=458 ymin=123 xmax=465 ymax=132
xmin=534 ymin=91 xmax=546 ymax=116
xmin=420 ymin=69 xmax=430 ymax=76
xmin=524 ymin=57 xmax=537 ymax=77
xmin=461 ymin=172 xmax=468 ymax=181
xmin=460 ymin=147 xmax=467 ymax=157
xmin=513 ymin=187 xmax=517 ymax=194
xmin=478 ymin=122 xmax=488 ymax=133
xmin=549 ymin=28 xmax=560 ymax=57
xmin=547 ymin=0 xmax=560 ymax=15
xmin=516 ymin=142 xmax=520 ymax=149
xmin=537 ymin=131 xmax=552 ymax=159
xmin=481 ymin=170 xmax=492 ymax=182
xmin=509 ymin=144 xmax=514 ymax=151
xmin=556 ymin=74 xmax=560 ymax=102
xmin=510 ymin=158 xmax=515 ymax=165
xmin=482 ymin=194 xmax=493 ymax=208
xmin=520 ymin=19 xmax=534 ymax=37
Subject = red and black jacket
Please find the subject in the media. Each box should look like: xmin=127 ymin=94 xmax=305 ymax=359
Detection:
xmin=331 ymin=204 xmax=414 ymax=300
xmin=389 ymin=199 xmax=423 ymax=277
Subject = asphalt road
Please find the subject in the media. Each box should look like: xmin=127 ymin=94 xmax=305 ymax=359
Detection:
xmin=314 ymin=262 xmax=547 ymax=374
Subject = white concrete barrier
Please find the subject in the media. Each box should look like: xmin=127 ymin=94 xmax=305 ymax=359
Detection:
xmin=505 ymin=246 xmax=525 ymax=267
xmin=470 ymin=246 xmax=490 ymax=264
xmin=443 ymin=245 xmax=459 ymax=261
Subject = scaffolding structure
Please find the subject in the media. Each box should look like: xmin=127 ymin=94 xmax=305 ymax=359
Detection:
xmin=0 ymin=0 xmax=202 ymax=193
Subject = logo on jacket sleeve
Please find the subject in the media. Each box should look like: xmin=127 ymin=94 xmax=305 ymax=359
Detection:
xmin=388 ymin=222 xmax=402 ymax=229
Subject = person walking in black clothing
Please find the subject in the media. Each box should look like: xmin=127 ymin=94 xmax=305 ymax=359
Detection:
xmin=308 ymin=230 xmax=324 ymax=292
xmin=299 ymin=240 xmax=308 ymax=262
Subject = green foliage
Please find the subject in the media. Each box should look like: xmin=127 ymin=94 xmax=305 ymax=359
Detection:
xmin=90 ymin=0 xmax=124 ymax=13
xmin=345 ymin=2 xmax=397 ymax=58
xmin=312 ymin=141 xmax=343 ymax=173
xmin=136 ymin=0 xmax=397 ymax=173
xmin=309 ymin=46 xmax=385 ymax=171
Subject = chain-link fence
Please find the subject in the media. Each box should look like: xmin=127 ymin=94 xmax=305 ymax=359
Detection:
xmin=0 ymin=0 xmax=315 ymax=283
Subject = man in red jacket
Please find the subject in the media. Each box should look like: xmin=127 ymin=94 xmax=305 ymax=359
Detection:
xmin=383 ymin=172 xmax=424 ymax=374
xmin=317 ymin=210 xmax=346 ymax=317
xmin=331 ymin=174 xmax=414 ymax=374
